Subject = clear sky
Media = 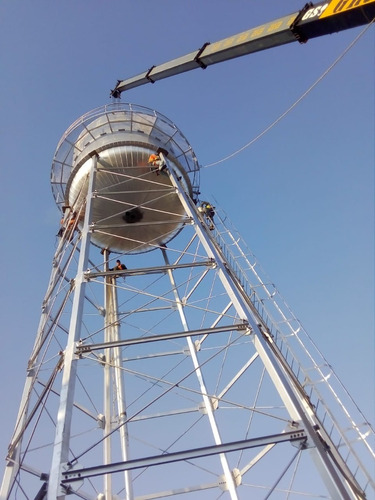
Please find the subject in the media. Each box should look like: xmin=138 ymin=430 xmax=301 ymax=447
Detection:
xmin=0 ymin=0 xmax=373 ymax=482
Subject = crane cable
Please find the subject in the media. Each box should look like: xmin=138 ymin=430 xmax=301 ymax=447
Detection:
xmin=201 ymin=19 xmax=374 ymax=170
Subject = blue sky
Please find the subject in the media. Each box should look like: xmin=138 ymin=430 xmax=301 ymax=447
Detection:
xmin=0 ymin=0 xmax=373 ymax=475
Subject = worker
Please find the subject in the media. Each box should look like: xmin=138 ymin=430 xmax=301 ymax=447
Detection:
xmin=67 ymin=212 xmax=77 ymax=229
xmin=57 ymin=211 xmax=77 ymax=238
xmin=198 ymin=201 xmax=215 ymax=230
xmin=148 ymin=153 xmax=166 ymax=175
xmin=110 ymin=259 xmax=127 ymax=279
xmin=57 ymin=216 xmax=65 ymax=237
xmin=110 ymin=259 xmax=127 ymax=271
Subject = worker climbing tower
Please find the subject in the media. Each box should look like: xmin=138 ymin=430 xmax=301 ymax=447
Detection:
xmin=1 ymin=102 xmax=374 ymax=500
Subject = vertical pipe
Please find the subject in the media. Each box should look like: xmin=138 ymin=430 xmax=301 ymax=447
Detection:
xmin=103 ymin=249 xmax=113 ymax=498
xmin=109 ymin=279 xmax=133 ymax=500
xmin=103 ymin=253 xmax=133 ymax=499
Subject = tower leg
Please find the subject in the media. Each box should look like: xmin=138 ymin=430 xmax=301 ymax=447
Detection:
xmin=48 ymin=155 xmax=97 ymax=499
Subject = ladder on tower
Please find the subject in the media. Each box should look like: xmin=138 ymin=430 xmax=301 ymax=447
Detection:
xmin=206 ymin=208 xmax=375 ymax=495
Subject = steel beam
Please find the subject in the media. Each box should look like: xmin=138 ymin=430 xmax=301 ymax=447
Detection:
xmin=61 ymin=430 xmax=307 ymax=484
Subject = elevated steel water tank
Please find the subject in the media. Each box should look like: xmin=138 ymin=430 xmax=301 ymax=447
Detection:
xmin=51 ymin=103 xmax=200 ymax=253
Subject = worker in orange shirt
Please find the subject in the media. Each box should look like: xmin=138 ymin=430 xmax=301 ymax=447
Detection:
xmin=148 ymin=152 xmax=167 ymax=175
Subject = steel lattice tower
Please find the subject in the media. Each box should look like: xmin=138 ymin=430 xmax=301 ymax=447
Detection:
xmin=1 ymin=103 xmax=374 ymax=500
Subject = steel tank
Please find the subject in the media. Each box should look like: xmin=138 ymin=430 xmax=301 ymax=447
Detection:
xmin=51 ymin=103 xmax=200 ymax=253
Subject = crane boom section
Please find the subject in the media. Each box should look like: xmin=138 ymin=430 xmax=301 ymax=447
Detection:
xmin=111 ymin=0 xmax=375 ymax=96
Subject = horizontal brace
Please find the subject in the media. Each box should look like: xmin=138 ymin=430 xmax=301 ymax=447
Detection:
xmin=84 ymin=259 xmax=215 ymax=279
xmin=96 ymin=189 xmax=175 ymax=195
xmin=76 ymin=322 xmax=249 ymax=354
xmin=62 ymin=430 xmax=307 ymax=482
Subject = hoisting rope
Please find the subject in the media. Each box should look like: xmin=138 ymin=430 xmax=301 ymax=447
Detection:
xmin=201 ymin=20 xmax=374 ymax=169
